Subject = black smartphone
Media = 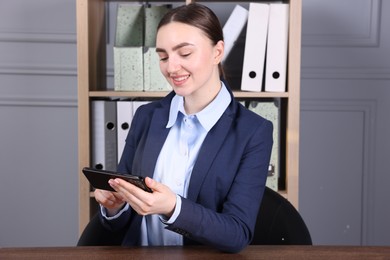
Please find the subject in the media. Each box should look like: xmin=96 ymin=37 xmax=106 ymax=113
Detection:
xmin=82 ymin=167 xmax=152 ymax=193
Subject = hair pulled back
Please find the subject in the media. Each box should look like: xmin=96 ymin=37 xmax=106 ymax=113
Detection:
xmin=157 ymin=3 xmax=225 ymax=77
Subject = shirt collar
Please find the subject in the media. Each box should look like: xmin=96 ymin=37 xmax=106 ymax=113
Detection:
xmin=166 ymin=82 xmax=231 ymax=131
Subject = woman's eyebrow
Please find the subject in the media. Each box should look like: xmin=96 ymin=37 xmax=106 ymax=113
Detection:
xmin=156 ymin=42 xmax=194 ymax=53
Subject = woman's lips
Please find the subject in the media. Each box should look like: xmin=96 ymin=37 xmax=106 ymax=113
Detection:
xmin=171 ymin=75 xmax=190 ymax=85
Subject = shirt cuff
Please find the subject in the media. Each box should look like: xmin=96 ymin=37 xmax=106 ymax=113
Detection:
xmin=100 ymin=203 xmax=130 ymax=220
xmin=160 ymin=194 xmax=182 ymax=225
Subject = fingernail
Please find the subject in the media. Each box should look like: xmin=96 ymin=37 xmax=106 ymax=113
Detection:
xmin=108 ymin=179 xmax=116 ymax=186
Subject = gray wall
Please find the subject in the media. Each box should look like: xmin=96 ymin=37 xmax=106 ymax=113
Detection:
xmin=0 ymin=0 xmax=389 ymax=247
xmin=0 ymin=0 xmax=79 ymax=246
xmin=299 ymin=0 xmax=390 ymax=246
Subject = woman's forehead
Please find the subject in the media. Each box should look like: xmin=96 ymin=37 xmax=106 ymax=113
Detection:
xmin=156 ymin=22 xmax=209 ymax=46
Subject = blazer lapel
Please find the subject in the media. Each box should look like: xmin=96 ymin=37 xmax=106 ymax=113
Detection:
xmin=137 ymin=89 xmax=236 ymax=202
xmin=187 ymin=111 xmax=234 ymax=201
xmin=140 ymin=106 xmax=170 ymax=178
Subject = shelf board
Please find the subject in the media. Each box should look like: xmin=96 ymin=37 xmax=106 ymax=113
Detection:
xmin=90 ymin=190 xmax=287 ymax=198
xmin=104 ymin=0 xmax=276 ymax=2
xmin=89 ymin=90 xmax=289 ymax=98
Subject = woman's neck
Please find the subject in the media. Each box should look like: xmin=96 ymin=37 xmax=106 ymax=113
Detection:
xmin=184 ymin=79 xmax=222 ymax=115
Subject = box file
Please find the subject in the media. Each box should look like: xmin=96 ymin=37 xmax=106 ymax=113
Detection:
xmin=114 ymin=46 xmax=143 ymax=91
xmin=222 ymin=5 xmax=248 ymax=63
xmin=117 ymin=101 xmax=133 ymax=163
xmin=117 ymin=100 xmax=151 ymax=161
xmin=115 ymin=4 xmax=144 ymax=47
xmin=264 ymin=3 xmax=289 ymax=92
xmin=144 ymin=5 xmax=171 ymax=47
xmin=248 ymin=99 xmax=281 ymax=191
xmin=91 ymin=100 xmax=118 ymax=171
xmin=143 ymin=47 xmax=172 ymax=91
xmin=132 ymin=100 xmax=151 ymax=115
xmin=241 ymin=3 xmax=270 ymax=92
xmin=114 ymin=4 xmax=171 ymax=91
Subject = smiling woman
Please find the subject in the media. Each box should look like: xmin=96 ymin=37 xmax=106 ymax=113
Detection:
xmin=157 ymin=3 xmax=226 ymax=79
xmin=155 ymin=21 xmax=224 ymax=113
xmin=93 ymin=3 xmax=273 ymax=253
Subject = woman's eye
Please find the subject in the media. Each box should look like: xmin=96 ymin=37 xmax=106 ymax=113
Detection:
xmin=181 ymin=53 xmax=191 ymax=57
xmin=159 ymin=57 xmax=168 ymax=62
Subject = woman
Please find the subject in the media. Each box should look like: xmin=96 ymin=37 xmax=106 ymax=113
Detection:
xmin=95 ymin=3 xmax=273 ymax=253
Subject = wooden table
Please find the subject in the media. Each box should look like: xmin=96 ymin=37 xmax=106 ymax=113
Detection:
xmin=1 ymin=245 xmax=390 ymax=259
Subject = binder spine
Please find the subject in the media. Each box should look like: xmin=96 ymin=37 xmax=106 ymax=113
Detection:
xmin=241 ymin=3 xmax=270 ymax=92
xmin=264 ymin=3 xmax=289 ymax=92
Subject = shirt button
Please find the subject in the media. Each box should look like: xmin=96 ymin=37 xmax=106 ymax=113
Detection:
xmin=176 ymin=179 xmax=183 ymax=186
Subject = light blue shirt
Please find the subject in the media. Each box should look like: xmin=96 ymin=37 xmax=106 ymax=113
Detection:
xmin=102 ymin=82 xmax=231 ymax=246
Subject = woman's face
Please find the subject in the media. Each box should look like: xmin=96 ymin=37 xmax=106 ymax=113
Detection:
xmin=156 ymin=22 xmax=223 ymax=98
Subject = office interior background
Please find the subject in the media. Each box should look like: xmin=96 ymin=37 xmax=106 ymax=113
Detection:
xmin=0 ymin=0 xmax=389 ymax=247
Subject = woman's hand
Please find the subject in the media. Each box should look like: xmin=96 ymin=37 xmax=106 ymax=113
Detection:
xmin=108 ymin=177 xmax=177 ymax=218
xmin=94 ymin=189 xmax=126 ymax=216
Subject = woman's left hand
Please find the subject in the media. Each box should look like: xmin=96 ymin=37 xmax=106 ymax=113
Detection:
xmin=108 ymin=177 xmax=177 ymax=218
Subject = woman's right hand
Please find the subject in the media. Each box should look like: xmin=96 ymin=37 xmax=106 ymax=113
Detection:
xmin=94 ymin=189 xmax=126 ymax=216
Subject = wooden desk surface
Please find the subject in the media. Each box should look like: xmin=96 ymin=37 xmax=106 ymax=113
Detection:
xmin=1 ymin=245 xmax=390 ymax=259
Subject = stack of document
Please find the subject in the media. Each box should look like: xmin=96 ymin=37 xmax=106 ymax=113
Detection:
xmin=114 ymin=4 xmax=172 ymax=92
xmin=91 ymin=100 xmax=118 ymax=171
xmin=227 ymin=3 xmax=289 ymax=92
xmin=91 ymin=100 xmax=151 ymax=171
xmin=240 ymin=3 xmax=270 ymax=92
xmin=247 ymin=99 xmax=281 ymax=191
xmin=222 ymin=5 xmax=249 ymax=63
xmin=264 ymin=4 xmax=289 ymax=92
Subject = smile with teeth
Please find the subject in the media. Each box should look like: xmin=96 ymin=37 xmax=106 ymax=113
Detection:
xmin=171 ymin=75 xmax=190 ymax=83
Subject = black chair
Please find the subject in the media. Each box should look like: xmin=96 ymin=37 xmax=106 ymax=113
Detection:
xmin=251 ymin=186 xmax=312 ymax=245
xmin=77 ymin=187 xmax=312 ymax=246
xmin=77 ymin=212 xmax=128 ymax=246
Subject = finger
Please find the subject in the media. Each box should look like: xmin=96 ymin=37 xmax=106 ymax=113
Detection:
xmin=110 ymin=178 xmax=147 ymax=196
xmin=94 ymin=190 xmax=112 ymax=206
xmin=109 ymin=178 xmax=144 ymax=202
xmin=112 ymin=191 xmax=125 ymax=201
xmin=144 ymin=177 xmax=164 ymax=193
xmin=110 ymin=178 xmax=154 ymax=215
xmin=95 ymin=189 xmax=121 ymax=206
xmin=95 ymin=190 xmax=112 ymax=203
xmin=144 ymin=177 xmax=154 ymax=189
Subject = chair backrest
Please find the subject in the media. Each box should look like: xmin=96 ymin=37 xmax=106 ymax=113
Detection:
xmin=251 ymin=186 xmax=312 ymax=245
xmin=77 ymin=212 xmax=126 ymax=246
xmin=78 ymin=187 xmax=312 ymax=246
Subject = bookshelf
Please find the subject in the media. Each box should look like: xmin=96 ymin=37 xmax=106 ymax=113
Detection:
xmin=76 ymin=0 xmax=302 ymax=232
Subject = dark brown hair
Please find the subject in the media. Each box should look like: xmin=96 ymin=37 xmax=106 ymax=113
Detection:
xmin=157 ymin=3 xmax=225 ymax=78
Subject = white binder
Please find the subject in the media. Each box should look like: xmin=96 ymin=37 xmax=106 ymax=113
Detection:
xmin=91 ymin=100 xmax=117 ymax=171
xmin=116 ymin=100 xmax=133 ymax=163
xmin=264 ymin=3 xmax=289 ymax=92
xmin=222 ymin=5 xmax=248 ymax=63
xmin=116 ymin=100 xmax=151 ymax=164
xmin=240 ymin=3 xmax=270 ymax=92
xmin=132 ymin=101 xmax=151 ymax=115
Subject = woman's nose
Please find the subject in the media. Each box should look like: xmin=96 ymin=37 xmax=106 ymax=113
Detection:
xmin=167 ymin=57 xmax=181 ymax=73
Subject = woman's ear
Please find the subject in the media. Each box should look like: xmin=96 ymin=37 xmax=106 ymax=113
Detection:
xmin=214 ymin=40 xmax=225 ymax=65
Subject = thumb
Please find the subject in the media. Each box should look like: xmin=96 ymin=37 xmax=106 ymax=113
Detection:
xmin=145 ymin=177 xmax=160 ymax=191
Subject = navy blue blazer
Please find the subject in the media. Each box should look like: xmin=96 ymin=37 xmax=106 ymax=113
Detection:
xmin=101 ymin=87 xmax=273 ymax=253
